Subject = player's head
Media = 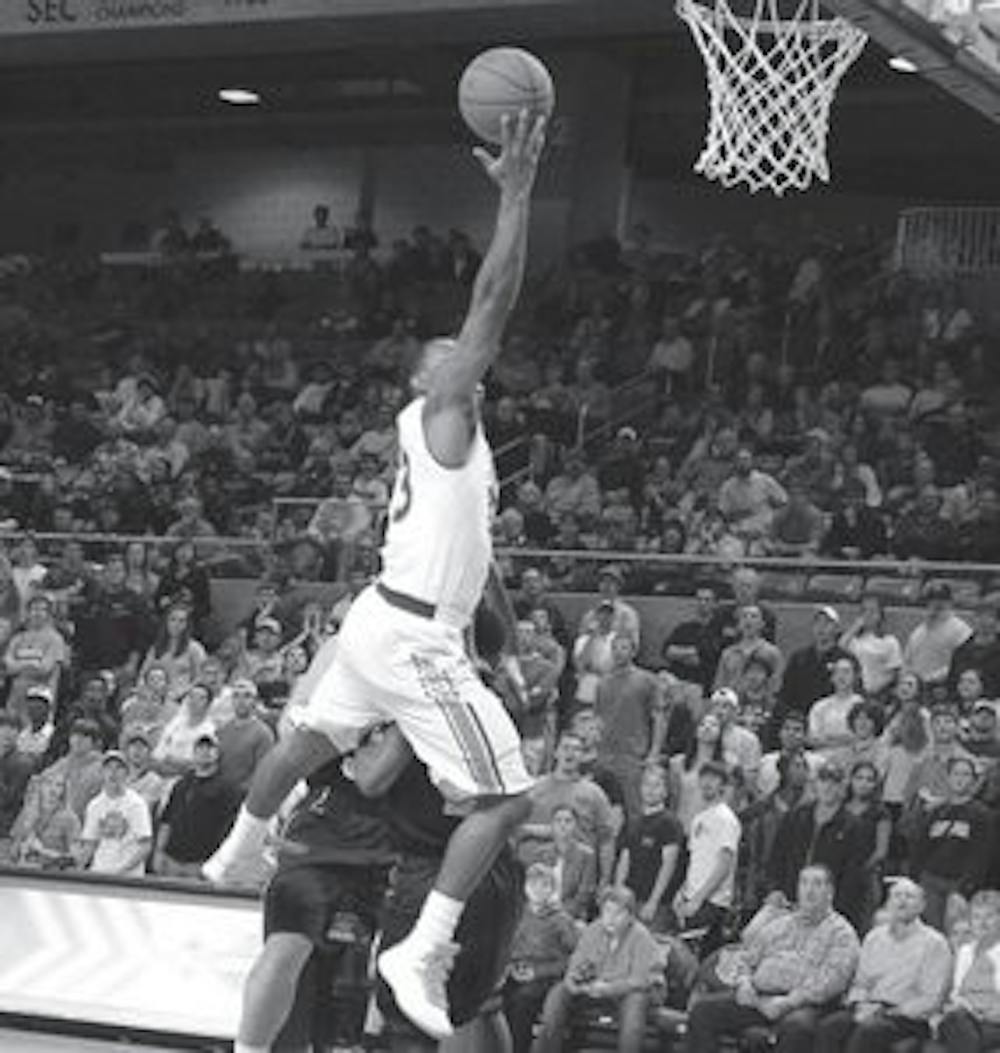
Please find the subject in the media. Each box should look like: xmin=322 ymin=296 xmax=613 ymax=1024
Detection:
xmin=411 ymin=338 xmax=459 ymax=395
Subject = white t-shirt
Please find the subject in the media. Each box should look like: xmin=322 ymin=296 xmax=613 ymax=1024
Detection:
xmin=847 ymin=632 xmax=903 ymax=695
xmin=809 ymin=692 xmax=865 ymax=751
xmin=904 ymin=614 xmax=973 ymax=684
xmin=82 ymin=788 xmax=152 ymax=877
xmin=153 ymin=714 xmax=216 ymax=766
xmin=684 ymin=800 xmax=741 ymax=908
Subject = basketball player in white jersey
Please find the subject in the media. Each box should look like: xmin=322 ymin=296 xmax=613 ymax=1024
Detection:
xmin=205 ymin=110 xmax=546 ymax=1047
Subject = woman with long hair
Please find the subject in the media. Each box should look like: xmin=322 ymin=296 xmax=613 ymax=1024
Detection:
xmin=139 ymin=604 xmax=206 ymax=704
xmin=120 ymin=662 xmax=177 ymax=747
xmin=152 ymin=682 xmax=216 ymax=778
xmin=808 ymin=654 xmax=865 ymax=754
xmin=882 ymin=671 xmax=930 ymax=820
xmin=840 ymin=592 xmax=902 ymax=698
xmin=123 ymin=540 xmax=160 ymax=604
xmin=154 ymin=540 xmax=211 ymax=628
xmin=669 ymin=712 xmax=727 ymax=833
xmin=844 ymin=759 xmax=892 ymax=929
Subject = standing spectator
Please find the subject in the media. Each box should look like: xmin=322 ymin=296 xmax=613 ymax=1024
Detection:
xmin=842 ymin=759 xmax=892 ymax=925
xmin=670 ymin=712 xmax=728 ymax=833
xmin=903 ymin=582 xmax=973 ymax=686
xmin=840 ymin=594 xmax=903 ymax=697
xmin=77 ymin=750 xmax=153 ymax=877
xmin=153 ymin=732 xmax=241 ymax=879
xmin=714 ymin=605 xmax=784 ymax=696
xmin=814 ymin=878 xmax=951 ymax=1053
xmin=74 ymin=553 xmax=152 ymax=688
xmin=513 ymin=568 xmax=568 ymax=644
xmin=531 ymin=886 xmax=660 ymax=1053
xmin=216 ymin=680 xmax=275 ymax=794
xmin=674 ymin=759 xmax=741 ymax=951
xmin=518 ymin=731 xmax=617 ymax=889
xmin=661 ymin=583 xmax=723 ymax=692
xmin=948 ymin=596 xmax=1000 ymax=700
xmin=822 ymin=486 xmax=889 ymax=561
xmin=594 ymin=634 xmax=665 ymax=821
xmin=5 ymin=594 xmax=68 ymax=719
xmin=717 ymin=447 xmax=788 ymax=545
xmin=910 ymin=755 xmax=994 ymax=931
xmin=711 ymin=687 xmax=763 ymax=790
xmin=578 ymin=566 xmax=641 ymax=649
xmin=808 ymin=656 xmax=866 ymax=755
xmin=685 ymin=866 xmax=860 ymax=1053
xmin=775 ymin=606 xmax=850 ymax=726
xmin=712 ymin=566 xmax=778 ymax=647
xmin=615 ymin=763 xmax=683 ymax=931
xmin=572 ymin=601 xmax=617 ymax=708
xmin=938 ymin=890 xmax=1000 ymax=1053
xmin=140 ymin=604 xmax=206 ymax=704
xmin=123 ymin=730 xmax=164 ymax=816
xmin=768 ymin=759 xmax=867 ymax=930
xmin=529 ymin=805 xmax=597 ymax=922
xmin=503 ymin=862 xmax=578 ymax=1053
xmin=758 ymin=712 xmax=822 ymax=797
xmin=0 ymin=710 xmax=34 ymax=850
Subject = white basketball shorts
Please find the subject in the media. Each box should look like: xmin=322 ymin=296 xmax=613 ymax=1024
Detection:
xmin=291 ymin=584 xmax=532 ymax=800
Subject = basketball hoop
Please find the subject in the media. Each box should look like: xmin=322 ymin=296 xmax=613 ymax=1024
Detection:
xmin=677 ymin=0 xmax=868 ymax=195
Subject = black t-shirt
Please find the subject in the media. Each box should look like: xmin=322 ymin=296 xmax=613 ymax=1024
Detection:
xmin=622 ymin=808 xmax=684 ymax=901
xmin=162 ymin=770 xmax=242 ymax=863
xmin=279 ymin=760 xmax=394 ymax=871
xmin=74 ymin=588 xmax=152 ymax=669
xmin=381 ymin=759 xmax=460 ymax=857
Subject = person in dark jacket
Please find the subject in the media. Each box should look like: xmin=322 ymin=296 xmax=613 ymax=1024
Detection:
xmin=821 ymin=485 xmax=889 ymax=560
xmin=768 ymin=758 xmax=868 ymax=931
xmin=911 ymin=754 xmax=995 ymax=932
xmin=773 ymin=607 xmax=851 ymax=729
xmin=947 ymin=597 xmax=1000 ymax=700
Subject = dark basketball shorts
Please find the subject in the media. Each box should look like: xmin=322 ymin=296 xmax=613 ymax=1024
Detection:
xmin=377 ymin=847 xmax=523 ymax=1038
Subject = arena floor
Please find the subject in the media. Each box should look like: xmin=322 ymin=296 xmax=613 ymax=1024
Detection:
xmin=0 ymin=1030 xmax=188 ymax=1052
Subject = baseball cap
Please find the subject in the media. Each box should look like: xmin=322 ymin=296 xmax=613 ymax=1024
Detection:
xmin=814 ymin=604 xmax=841 ymax=624
xmin=102 ymin=749 xmax=128 ymax=768
xmin=256 ymin=616 xmax=282 ymax=635
xmin=923 ymin=581 xmax=953 ymax=603
xmin=194 ymin=730 xmax=219 ymax=747
xmin=617 ymin=426 xmax=638 ymax=442
xmin=231 ymin=677 xmax=258 ymax=695
xmin=817 ymin=760 xmax=846 ymax=782
xmin=123 ymin=729 xmax=151 ymax=748
xmin=25 ymin=685 xmax=54 ymax=704
xmin=598 ymin=564 xmax=624 ymax=584
xmin=710 ymin=687 xmax=740 ymax=709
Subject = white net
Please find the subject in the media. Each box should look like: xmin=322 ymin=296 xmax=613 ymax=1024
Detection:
xmin=677 ymin=0 xmax=868 ymax=195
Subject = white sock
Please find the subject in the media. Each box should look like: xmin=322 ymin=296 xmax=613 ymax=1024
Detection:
xmin=408 ymin=890 xmax=464 ymax=952
xmin=218 ymin=806 xmax=270 ymax=862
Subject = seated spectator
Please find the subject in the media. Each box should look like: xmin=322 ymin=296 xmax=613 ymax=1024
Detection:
xmin=814 ymin=878 xmax=951 ymax=1053
xmin=963 ymin=700 xmax=1000 ymax=761
xmin=903 ymin=701 xmax=976 ymax=810
xmin=152 ymin=731 xmax=241 ymax=880
xmin=503 ymin=862 xmax=579 ymax=1053
xmin=673 ymin=759 xmax=741 ymax=952
xmin=685 ymin=865 xmax=860 ymax=1053
xmin=661 ymin=583 xmax=723 ymax=693
xmin=531 ymin=886 xmax=660 ymax=1053
xmin=114 ymin=373 xmax=166 ymax=437
xmin=528 ymin=804 xmax=597 ymax=922
xmin=153 ymin=683 xmax=216 ymax=777
xmin=139 ymin=604 xmax=207 ymax=704
xmin=578 ymin=565 xmax=640 ymax=649
xmin=0 ymin=710 xmax=34 ymax=849
xmin=775 ymin=606 xmax=850 ymax=727
xmin=77 ymin=749 xmax=153 ymax=877
xmin=840 ymin=593 xmax=903 ymax=697
xmin=822 ymin=485 xmax=889 ymax=560
xmin=768 ymin=759 xmax=867 ymax=930
xmin=594 ymin=633 xmax=664 ymax=821
xmin=120 ymin=662 xmax=177 ymax=747
xmin=758 ymin=712 xmax=822 ymax=798
xmin=545 ymin=449 xmax=602 ymax=523
xmin=16 ymin=686 xmax=54 ymax=762
xmin=769 ymin=483 xmax=825 ymax=556
xmin=737 ymin=652 xmax=779 ymax=739
xmin=910 ymin=755 xmax=993 ymax=931
xmin=712 ymin=566 xmax=778 ymax=645
xmin=711 ymin=687 xmax=763 ymax=791
xmin=938 ymin=889 xmax=1000 ymax=1053
xmin=518 ymin=731 xmax=616 ymax=889
xmin=154 ymin=540 xmax=211 ymax=628
xmin=5 ymin=594 xmax=68 ymax=720
xmin=10 ymin=771 xmax=81 ymax=868
xmin=165 ymin=495 xmax=218 ymax=545
xmin=122 ymin=730 xmax=165 ymax=816
xmin=894 ymin=486 xmax=962 ymax=560
xmin=843 ymin=759 xmax=892 ymax=925
xmin=572 ymin=601 xmax=617 ymax=707
xmin=216 ymin=680 xmax=274 ymax=794
xmin=615 ymin=763 xmax=683 ymax=931
xmin=122 ymin=540 xmax=159 ymax=605
xmin=718 ymin=446 xmax=788 ymax=546
xmin=808 ymin=656 xmax=866 ymax=755
xmin=949 ymin=596 xmax=1000 ymax=700
xmin=714 ymin=605 xmax=784 ymax=697
xmin=670 ymin=712 xmax=729 ymax=833
xmin=33 ymin=718 xmax=104 ymax=823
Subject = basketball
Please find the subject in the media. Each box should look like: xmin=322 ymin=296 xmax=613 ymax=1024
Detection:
xmin=458 ymin=47 xmax=555 ymax=145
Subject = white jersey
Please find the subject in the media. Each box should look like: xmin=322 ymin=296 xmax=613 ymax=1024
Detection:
xmin=381 ymin=397 xmax=497 ymax=626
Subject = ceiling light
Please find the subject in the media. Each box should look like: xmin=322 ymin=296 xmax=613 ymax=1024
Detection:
xmin=219 ymin=87 xmax=261 ymax=105
xmin=887 ymin=55 xmax=919 ymax=73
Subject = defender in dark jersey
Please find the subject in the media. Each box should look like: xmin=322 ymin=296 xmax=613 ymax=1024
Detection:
xmin=236 ymin=759 xmax=394 ymax=1053
xmin=351 ymin=723 xmax=523 ymax=1053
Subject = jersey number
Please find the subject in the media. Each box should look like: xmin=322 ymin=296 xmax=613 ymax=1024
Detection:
xmin=390 ymin=450 xmax=412 ymax=523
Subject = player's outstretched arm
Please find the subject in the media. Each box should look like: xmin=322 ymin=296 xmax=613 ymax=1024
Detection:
xmin=427 ymin=110 xmax=545 ymax=412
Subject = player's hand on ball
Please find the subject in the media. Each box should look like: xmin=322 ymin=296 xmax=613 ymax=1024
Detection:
xmin=473 ymin=109 xmax=546 ymax=199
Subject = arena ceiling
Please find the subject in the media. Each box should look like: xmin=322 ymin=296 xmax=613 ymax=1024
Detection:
xmin=0 ymin=2 xmax=995 ymax=202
